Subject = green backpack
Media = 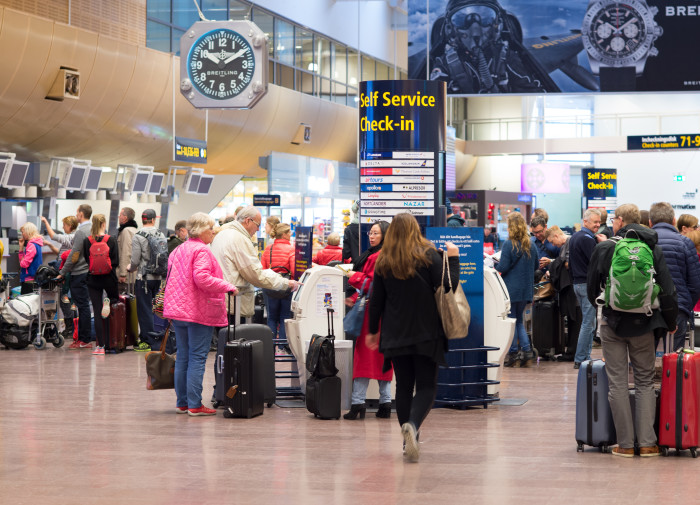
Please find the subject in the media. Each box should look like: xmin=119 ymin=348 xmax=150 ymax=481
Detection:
xmin=600 ymin=230 xmax=660 ymax=315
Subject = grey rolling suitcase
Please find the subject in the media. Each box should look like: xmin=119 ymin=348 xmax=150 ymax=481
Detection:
xmin=214 ymin=294 xmax=276 ymax=408
xmin=575 ymin=359 xmax=616 ymax=452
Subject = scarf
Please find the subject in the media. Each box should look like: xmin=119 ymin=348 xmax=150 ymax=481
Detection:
xmin=118 ymin=219 xmax=138 ymax=234
xmin=354 ymin=242 xmax=382 ymax=273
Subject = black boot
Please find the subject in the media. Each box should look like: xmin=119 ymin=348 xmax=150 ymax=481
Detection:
xmin=376 ymin=403 xmax=392 ymax=418
xmin=343 ymin=403 xmax=366 ymax=420
xmin=503 ymin=352 xmax=519 ymax=367
xmin=520 ymin=350 xmax=535 ymax=368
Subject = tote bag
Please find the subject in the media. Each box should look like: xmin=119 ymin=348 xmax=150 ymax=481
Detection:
xmin=434 ymin=252 xmax=471 ymax=340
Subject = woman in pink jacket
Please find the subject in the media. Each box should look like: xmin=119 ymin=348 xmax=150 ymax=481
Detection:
xmin=163 ymin=212 xmax=238 ymax=417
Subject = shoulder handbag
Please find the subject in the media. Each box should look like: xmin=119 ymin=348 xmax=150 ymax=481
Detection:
xmin=263 ymin=242 xmax=293 ymax=299
xmin=343 ymin=278 xmax=370 ymax=339
xmin=145 ymin=321 xmax=176 ymax=390
xmin=434 ymin=252 xmax=471 ymax=340
xmin=152 ymin=266 xmax=172 ymax=317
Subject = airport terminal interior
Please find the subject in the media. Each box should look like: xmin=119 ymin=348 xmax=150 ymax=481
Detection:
xmin=3 ymin=0 xmax=700 ymax=503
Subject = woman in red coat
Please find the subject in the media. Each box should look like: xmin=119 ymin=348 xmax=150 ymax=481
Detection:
xmin=343 ymin=220 xmax=392 ymax=420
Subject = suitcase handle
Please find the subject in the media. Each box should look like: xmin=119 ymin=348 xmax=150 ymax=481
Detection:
xmin=217 ymin=354 xmax=223 ymax=374
xmin=227 ymin=293 xmax=237 ymax=342
xmin=327 ymin=307 xmax=334 ymax=339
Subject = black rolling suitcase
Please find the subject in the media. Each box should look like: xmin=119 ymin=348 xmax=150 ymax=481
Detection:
xmin=215 ymin=294 xmax=276 ymax=408
xmin=532 ymin=298 xmax=564 ymax=359
xmin=222 ymin=338 xmax=265 ymax=418
xmin=305 ymin=308 xmax=341 ymax=420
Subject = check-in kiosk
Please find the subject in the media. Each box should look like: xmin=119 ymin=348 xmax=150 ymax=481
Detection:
xmin=483 ymin=266 xmax=516 ymax=396
xmin=285 ymin=266 xmax=353 ymax=409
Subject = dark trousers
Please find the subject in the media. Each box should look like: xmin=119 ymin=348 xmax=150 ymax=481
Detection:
xmin=59 ymin=296 xmax=74 ymax=334
xmin=390 ymin=354 xmax=439 ymax=430
xmin=70 ymin=273 xmax=92 ymax=344
xmin=135 ymin=279 xmax=161 ymax=342
xmin=88 ymin=283 xmax=119 ymax=348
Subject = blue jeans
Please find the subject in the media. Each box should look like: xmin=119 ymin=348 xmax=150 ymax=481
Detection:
xmin=508 ymin=300 xmax=531 ymax=353
xmin=173 ymin=320 xmax=214 ymax=409
xmin=69 ymin=273 xmax=91 ymax=344
xmin=673 ymin=312 xmax=689 ymax=352
xmin=135 ymin=279 xmax=162 ymax=342
xmin=573 ymin=283 xmax=596 ymax=363
xmin=265 ymin=293 xmax=291 ymax=342
xmin=351 ymin=377 xmax=392 ymax=405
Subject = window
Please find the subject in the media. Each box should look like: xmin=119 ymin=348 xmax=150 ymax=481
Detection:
xmin=147 ymin=20 xmax=171 ymax=52
xmin=171 ymin=27 xmax=185 ymax=56
xmin=203 ymin=0 xmax=229 ymax=21
xmin=317 ymin=37 xmax=332 ymax=79
xmin=361 ymin=55 xmax=374 ymax=82
xmin=172 ymin=2 xmax=198 ymax=30
xmin=296 ymin=29 xmax=314 ymax=71
xmin=252 ymin=8 xmax=274 ymax=57
xmin=275 ymin=19 xmax=294 ymax=66
xmin=147 ymin=0 xmax=170 ymax=23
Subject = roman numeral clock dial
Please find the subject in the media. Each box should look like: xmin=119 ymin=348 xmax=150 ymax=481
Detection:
xmin=180 ymin=20 xmax=268 ymax=109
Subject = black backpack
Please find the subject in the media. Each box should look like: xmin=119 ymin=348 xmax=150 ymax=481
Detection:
xmin=137 ymin=230 xmax=168 ymax=277
xmin=34 ymin=265 xmax=59 ymax=287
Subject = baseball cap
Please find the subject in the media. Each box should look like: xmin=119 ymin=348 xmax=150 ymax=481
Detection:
xmin=142 ymin=209 xmax=157 ymax=220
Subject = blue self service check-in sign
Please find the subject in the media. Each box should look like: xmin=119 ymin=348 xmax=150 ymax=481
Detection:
xmin=175 ymin=136 xmax=207 ymax=163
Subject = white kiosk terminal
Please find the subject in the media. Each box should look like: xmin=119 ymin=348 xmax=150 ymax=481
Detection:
xmin=483 ymin=266 xmax=516 ymax=396
xmin=285 ymin=265 xmax=353 ymax=410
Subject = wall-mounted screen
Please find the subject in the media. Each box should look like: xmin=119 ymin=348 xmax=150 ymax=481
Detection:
xmin=521 ymin=163 xmax=570 ymax=194
xmin=83 ymin=167 xmax=103 ymax=191
xmin=186 ymin=174 xmax=201 ymax=194
xmin=131 ymin=171 xmax=151 ymax=194
xmin=4 ymin=161 xmax=30 ymax=189
xmin=147 ymin=173 xmax=164 ymax=195
xmin=65 ymin=165 xmax=87 ymax=191
xmin=197 ymin=175 xmax=214 ymax=195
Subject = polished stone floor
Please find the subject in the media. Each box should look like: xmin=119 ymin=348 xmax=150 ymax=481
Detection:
xmin=0 ymin=345 xmax=697 ymax=505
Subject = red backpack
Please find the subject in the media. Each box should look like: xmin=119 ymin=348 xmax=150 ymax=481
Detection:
xmin=87 ymin=235 xmax=112 ymax=275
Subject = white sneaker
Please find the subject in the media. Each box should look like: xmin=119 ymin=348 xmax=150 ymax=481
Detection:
xmin=101 ymin=298 xmax=111 ymax=318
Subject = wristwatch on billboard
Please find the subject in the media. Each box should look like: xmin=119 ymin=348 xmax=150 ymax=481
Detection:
xmin=582 ymin=0 xmax=663 ymax=92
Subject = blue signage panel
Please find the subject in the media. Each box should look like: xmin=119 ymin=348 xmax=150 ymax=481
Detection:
xmin=253 ymin=194 xmax=280 ymax=206
xmin=174 ymin=136 xmax=207 ymax=163
xmin=426 ymin=227 xmax=486 ymax=403
xmin=294 ymin=226 xmax=313 ymax=281
xmin=582 ymin=168 xmax=617 ymax=200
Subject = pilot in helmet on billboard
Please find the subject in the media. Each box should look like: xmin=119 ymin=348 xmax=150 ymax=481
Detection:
xmin=430 ymin=0 xmax=552 ymax=94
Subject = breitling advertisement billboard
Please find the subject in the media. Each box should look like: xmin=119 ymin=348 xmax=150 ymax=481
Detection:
xmin=408 ymin=0 xmax=700 ymax=94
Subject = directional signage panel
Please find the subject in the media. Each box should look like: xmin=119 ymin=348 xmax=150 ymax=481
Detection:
xmin=360 ymin=176 xmax=434 ymax=184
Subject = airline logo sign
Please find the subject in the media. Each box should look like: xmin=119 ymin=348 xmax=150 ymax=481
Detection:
xmin=359 ymin=150 xmax=436 ymax=221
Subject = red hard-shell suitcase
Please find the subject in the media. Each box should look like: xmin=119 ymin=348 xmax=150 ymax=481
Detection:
xmin=107 ymin=301 xmax=126 ymax=353
xmin=658 ymin=350 xmax=700 ymax=457
xmin=119 ymin=293 xmax=138 ymax=347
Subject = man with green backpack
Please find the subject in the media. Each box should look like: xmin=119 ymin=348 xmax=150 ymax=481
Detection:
xmin=587 ymin=203 xmax=678 ymax=458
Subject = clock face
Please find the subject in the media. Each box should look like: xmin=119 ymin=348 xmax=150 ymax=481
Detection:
xmin=187 ymin=28 xmax=255 ymax=100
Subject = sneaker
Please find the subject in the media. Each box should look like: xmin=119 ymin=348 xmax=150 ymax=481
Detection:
xmin=188 ymin=405 xmax=217 ymax=416
xmin=92 ymin=346 xmax=105 ymax=355
xmin=69 ymin=340 xmax=92 ymax=350
xmin=612 ymin=446 xmax=635 ymax=458
xmin=175 ymin=406 xmax=188 ymax=414
xmin=401 ymin=422 xmax=420 ymax=463
xmin=61 ymin=294 xmax=70 ymax=304
xmin=639 ymin=445 xmax=661 ymax=457
xmin=101 ymin=298 xmax=111 ymax=318
xmin=133 ymin=342 xmax=151 ymax=352
xmin=574 ymin=362 xmax=581 ymax=370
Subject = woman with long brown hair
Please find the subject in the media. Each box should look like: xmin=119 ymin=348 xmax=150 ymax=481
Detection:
xmin=366 ymin=213 xmax=459 ymax=462
xmin=495 ymin=211 xmax=538 ymax=367
xmin=82 ymin=214 xmax=119 ymax=355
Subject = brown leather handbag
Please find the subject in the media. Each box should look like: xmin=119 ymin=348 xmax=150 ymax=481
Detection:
xmin=145 ymin=322 xmax=175 ymax=390
xmin=434 ymin=252 xmax=471 ymax=340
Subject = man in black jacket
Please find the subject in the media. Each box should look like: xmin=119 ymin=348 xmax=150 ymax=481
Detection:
xmin=587 ymin=204 xmax=678 ymax=458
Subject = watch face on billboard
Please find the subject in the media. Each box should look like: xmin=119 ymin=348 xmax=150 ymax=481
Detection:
xmin=521 ymin=163 xmax=570 ymax=193
xmin=408 ymin=0 xmax=693 ymax=95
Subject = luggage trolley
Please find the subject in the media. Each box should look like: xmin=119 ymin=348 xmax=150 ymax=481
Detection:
xmin=33 ymin=278 xmax=65 ymax=350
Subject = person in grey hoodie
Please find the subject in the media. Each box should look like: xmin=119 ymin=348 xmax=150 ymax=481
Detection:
xmin=57 ymin=204 xmax=94 ymax=349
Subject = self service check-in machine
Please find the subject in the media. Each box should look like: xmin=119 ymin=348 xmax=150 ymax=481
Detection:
xmin=285 ymin=265 xmax=353 ymax=409
xmin=483 ymin=266 xmax=516 ymax=396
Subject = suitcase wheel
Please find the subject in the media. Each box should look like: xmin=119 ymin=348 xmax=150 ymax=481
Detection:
xmin=661 ymin=447 xmax=669 ymax=457
xmin=691 ymin=448 xmax=698 ymax=459
xmin=576 ymin=442 xmax=584 ymax=453
xmin=599 ymin=444 xmax=608 ymax=454
xmin=223 ymin=409 xmax=234 ymax=419
xmin=267 ymin=402 xmax=273 ymax=408
xmin=212 ymin=400 xmax=222 ymax=409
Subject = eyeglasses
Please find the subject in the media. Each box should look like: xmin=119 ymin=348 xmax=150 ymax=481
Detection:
xmin=368 ymin=231 xmax=382 ymax=236
xmin=248 ymin=218 xmax=261 ymax=228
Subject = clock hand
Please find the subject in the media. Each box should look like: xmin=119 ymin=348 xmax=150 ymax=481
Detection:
xmin=224 ymin=48 xmax=247 ymax=64
xmin=204 ymin=51 xmax=221 ymax=64
xmin=617 ymin=18 xmax=637 ymax=33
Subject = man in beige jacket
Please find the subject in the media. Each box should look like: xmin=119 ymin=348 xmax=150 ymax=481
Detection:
xmin=117 ymin=207 xmax=138 ymax=289
xmin=211 ymin=205 xmax=298 ymax=320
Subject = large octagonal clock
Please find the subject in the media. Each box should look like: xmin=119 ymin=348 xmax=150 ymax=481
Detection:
xmin=180 ymin=20 xmax=268 ymax=109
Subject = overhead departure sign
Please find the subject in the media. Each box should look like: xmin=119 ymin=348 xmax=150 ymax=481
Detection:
xmin=627 ymin=134 xmax=700 ymax=151
xmin=253 ymin=194 xmax=280 ymax=206
xmin=175 ymin=136 xmax=207 ymax=163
